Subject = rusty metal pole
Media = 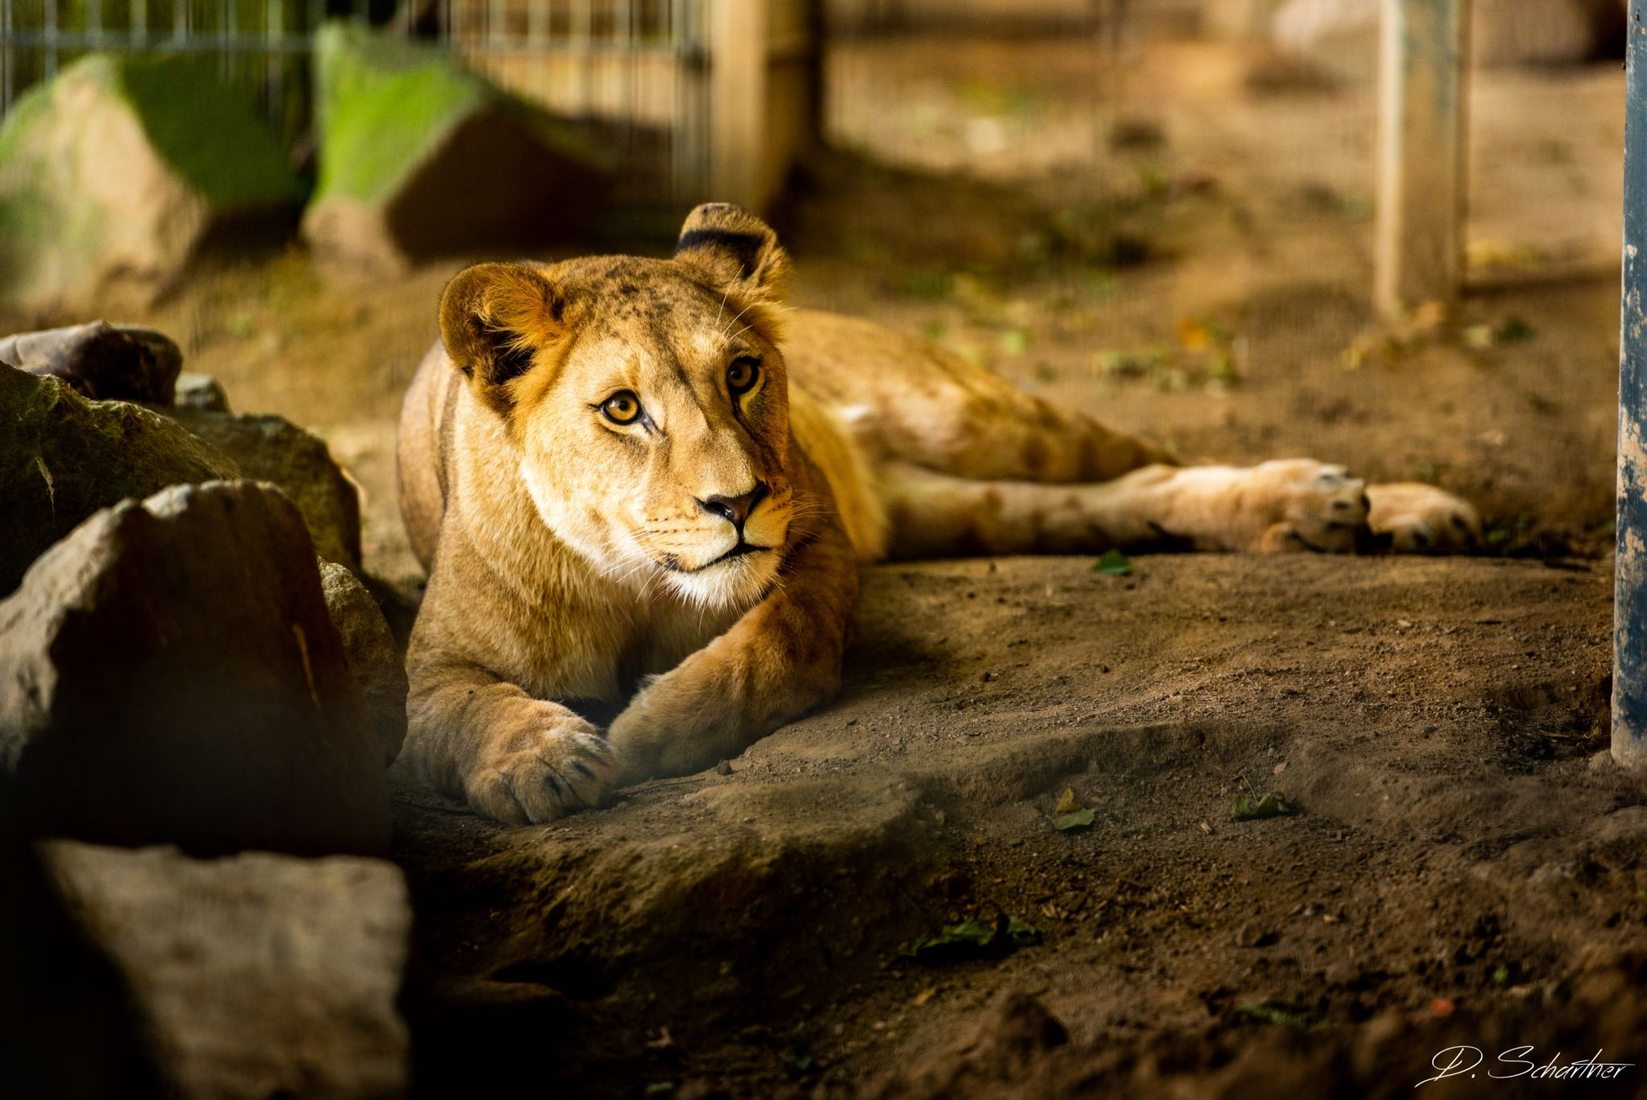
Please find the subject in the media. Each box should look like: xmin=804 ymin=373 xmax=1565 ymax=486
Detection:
xmin=1616 ymin=1 xmax=1647 ymax=768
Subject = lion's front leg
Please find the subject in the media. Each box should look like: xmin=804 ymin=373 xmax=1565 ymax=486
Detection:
xmin=607 ymin=525 xmax=860 ymax=783
xmin=402 ymin=659 xmax=623 ymax=825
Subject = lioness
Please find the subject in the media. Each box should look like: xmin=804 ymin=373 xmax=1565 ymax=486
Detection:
xmin=397 ymin=203 xmax=1478 ymax=824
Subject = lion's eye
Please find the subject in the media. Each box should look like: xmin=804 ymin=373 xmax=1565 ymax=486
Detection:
xmin=727 ymin=357 xmax=761 ymax=397
xmin=601 ymin=391 xmax=643 ymax=425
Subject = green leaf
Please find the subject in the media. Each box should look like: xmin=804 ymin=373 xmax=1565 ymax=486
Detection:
xmin=1231 ymin=792 xmax=1297 ymax=821
xmin=1093 ymin=548 xmax=1132 ymax=576
xmin=778 ymin=1045 xmax=818 ymax=1076
xmin=1235 ymin=1000 xmax=1315 ymax=1029
xmin=1053 ymin=808 xmax=1096 ymax=831
xmin=900 ymin=914 xmax=1041 ymax=964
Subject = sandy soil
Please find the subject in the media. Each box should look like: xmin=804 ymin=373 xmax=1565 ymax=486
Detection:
xmin=22 ymin=32 xmax=1647 ymax=1098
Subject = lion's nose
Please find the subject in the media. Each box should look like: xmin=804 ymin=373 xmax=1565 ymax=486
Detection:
xmin=699 ymin=482 xmax=767 ymax=529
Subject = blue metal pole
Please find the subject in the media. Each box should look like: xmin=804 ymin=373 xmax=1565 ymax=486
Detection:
xmin=1617 ymin=0 xmax=1647 ymax=767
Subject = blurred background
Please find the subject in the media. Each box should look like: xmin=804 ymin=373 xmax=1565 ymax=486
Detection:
xmin=0 ymin=0 xmax=1628 ymax=578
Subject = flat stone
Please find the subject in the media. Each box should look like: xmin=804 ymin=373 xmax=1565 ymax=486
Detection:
xmin=0 ymin=811 xmax=166 ymax=1098
xmin=45 ymin=840 xmax=412 ymax=1099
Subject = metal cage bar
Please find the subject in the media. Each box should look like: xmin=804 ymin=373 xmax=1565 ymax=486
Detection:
xmin=1616 ymin=0 xmax=1647 ymax=768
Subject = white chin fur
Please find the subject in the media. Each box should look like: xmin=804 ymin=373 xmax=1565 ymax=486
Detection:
xmin=662 ymin=551 xmax=779 ymax=611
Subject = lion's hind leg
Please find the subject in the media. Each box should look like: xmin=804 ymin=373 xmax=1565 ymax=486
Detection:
xmin=881 ymin=458 xmax=1381 ymax=559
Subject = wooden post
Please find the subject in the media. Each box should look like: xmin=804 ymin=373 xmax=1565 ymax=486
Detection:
xmin=1374 ymin=0 xmax=1470 ymax=318
xmin=708 ymin=0 xmax=766 ymax=210
xmin=1615 ymin=0 xmax=1647 ymax=769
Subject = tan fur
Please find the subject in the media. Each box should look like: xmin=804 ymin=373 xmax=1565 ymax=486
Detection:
xmin=398 ymin=203 xmax=1480 ymax=823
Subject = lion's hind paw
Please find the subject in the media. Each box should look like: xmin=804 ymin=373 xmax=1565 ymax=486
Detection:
xmin=1366 ymin=483 xmax=1481 ymax=554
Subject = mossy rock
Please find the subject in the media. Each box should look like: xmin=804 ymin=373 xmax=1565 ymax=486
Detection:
xmin=1 ymin=363 xmax=364 ymax=593
xmin=0 ymin=365 xmax=241 ymax=595
xmin=0 ymin=55 xmax=304 ymax=318
xmin=304 ymin=22 xmax=611 ymax=271
xmin=161 ymin=407 xmax=364 ymax=571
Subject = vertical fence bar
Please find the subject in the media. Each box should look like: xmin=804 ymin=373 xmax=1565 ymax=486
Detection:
xmin=1 ymin=0 xmax=13 ymax=114
xmin=572 ymin=0 xmax=589 ymax=115
xmin=44 ymin=0 xmax=58 ymax=77
xmin=266 ymin=0 xmax=282 ymax=143
xmin=1374 ymin=0 xmax=1470 ymax=318
xmin=708 ymin=0 xmax=764 ymax=209
xmin=221 ymin=0 xmax=233 ymax=80
xmin=1616 ymin=0 xmax=1647 ymax=769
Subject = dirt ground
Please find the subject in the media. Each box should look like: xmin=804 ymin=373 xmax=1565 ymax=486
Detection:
xmin=31 ymin=31 xmax=1647 ymax=1098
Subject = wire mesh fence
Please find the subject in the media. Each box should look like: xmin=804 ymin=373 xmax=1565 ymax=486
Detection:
xmin=0 ymin=0 xmax=715 ymax=209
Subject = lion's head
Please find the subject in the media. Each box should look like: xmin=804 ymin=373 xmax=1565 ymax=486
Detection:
xmin=437 ymin=204 xmax=796 ymax=611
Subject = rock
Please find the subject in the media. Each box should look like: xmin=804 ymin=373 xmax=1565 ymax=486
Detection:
xmin=0 ymin=321 xmax=182 ymax=403
xmin=302 ymin=23 xmax=611 ymax=273
xmin=162 ymin=407 xmax=364 ymax=571
xmin=0 ymin=364 xmax=240 ymax=595
xmin=0 ymin=481 xmax=390 ymax=856
xmin=320 ymin=561 xmax=408 ymax=765
xmin=45 ymin=840 xmax=411 ymax=1099
xmin=173 ymin=371 xmax=231 ymax=412
xmin=0 ymin=55 xmax=304 ymax=318
xmin=0 ymin=800 xmax=166 ymax=1100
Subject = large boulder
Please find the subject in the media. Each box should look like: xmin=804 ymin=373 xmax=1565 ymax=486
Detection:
xmin=162 ymin=406 xmax=364 ymax=571
xmin=0 ymin=55 xmax=304 ymax=318
xmin=45 ymin=841 xmax=412 ymax=1099
xmin=320 ymin=561 xmax=408 ymax=765
xmin=302 ymin=23 xmax=611 ymax=273
xmin=0 ymin=480 xmax=391 ymax=856
xmin=0 ymin=364 xmax=240 ymax=596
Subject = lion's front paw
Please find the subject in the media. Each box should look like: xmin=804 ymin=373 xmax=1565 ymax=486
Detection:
xmin=1246 ymin=459 xmax=1370 ymax=553
xmin=1366 ymin=483 xmax=1481 ymax=553
xmin=465 ymin=709 xmax=622 ymax=825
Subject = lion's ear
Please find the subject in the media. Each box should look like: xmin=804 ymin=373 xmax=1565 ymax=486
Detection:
xmin=673 ymin=203 xmax=789 ymax=304
xmin=439 ymin=262 xmax=566 ymax=415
